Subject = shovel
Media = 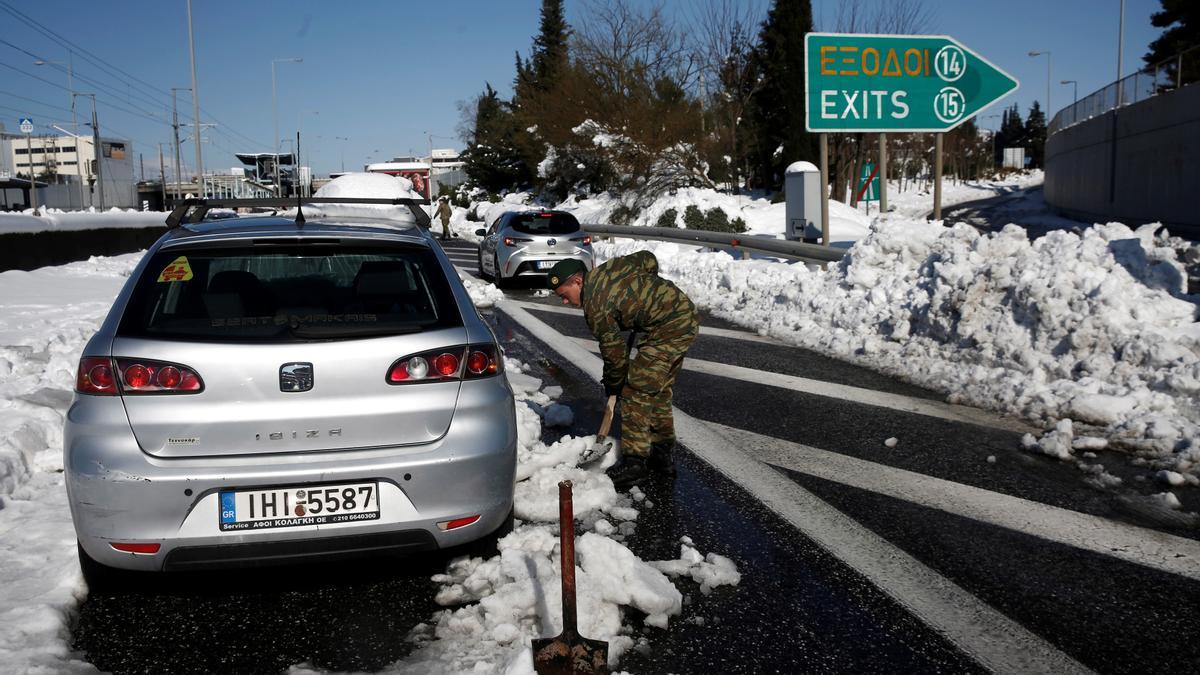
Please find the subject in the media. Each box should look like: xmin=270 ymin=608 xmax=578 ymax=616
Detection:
xmin=533 ymin=480 xmax=609 ymax=674
xmin=578 ymin=395 xmax=617 ymax=466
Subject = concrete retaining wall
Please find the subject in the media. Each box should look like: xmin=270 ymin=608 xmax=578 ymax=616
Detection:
xmin=0 ymin=227 xmax=163 ymax=272
xmin=1045 ymin=83 xmax=1200 ymax=237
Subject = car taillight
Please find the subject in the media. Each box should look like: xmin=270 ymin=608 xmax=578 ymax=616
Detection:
xmin=115 ymin=358 xmax=204 ymax=394
xmin=76 ymin=356 xmax=117 ymax=395
xmin=387 ymin=344 xmax=502 ymax=385
xmin=503 ymin=236 xmax=515 ymax=246
xmin=582 ymin=235 xmax=592 ymax=246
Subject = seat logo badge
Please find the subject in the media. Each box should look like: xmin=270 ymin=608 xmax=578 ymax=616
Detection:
xmin=547 ymin=238 xmax=557 ymax=246
xmin=280 ymin=362 xmax=314 ymax=392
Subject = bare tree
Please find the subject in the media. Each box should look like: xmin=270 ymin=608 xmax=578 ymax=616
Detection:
xmin=687 ymin=0 xmax=769 ymax=193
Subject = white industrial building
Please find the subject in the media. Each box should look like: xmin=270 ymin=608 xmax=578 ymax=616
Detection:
xmin=0 ymin=124 xmax=137 ymax=210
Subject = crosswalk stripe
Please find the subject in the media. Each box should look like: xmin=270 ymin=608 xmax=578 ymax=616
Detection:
xmin=568 ymin=336 xmax=1033 ymax=433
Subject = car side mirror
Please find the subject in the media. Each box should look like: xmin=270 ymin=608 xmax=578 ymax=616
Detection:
xmin=474 ymin=229 xmax=486 ymax=236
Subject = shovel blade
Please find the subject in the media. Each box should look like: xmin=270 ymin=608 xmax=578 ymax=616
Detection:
xmin=578 ymin=437 xmax=615 ymax=466
xmin=532 ymin=633 xmax=609 ymax=674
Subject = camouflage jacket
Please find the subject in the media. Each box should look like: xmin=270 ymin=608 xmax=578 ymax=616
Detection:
xmin=582 ymin=250 xmax=698 ymax=391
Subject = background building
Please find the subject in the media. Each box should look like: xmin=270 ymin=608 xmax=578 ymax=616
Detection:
xmin=0 ymin=129 xmax=137 ymax=209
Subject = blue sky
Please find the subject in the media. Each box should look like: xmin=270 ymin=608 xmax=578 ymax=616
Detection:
xmin=0 ymin=0 xmax=1165 ymax=176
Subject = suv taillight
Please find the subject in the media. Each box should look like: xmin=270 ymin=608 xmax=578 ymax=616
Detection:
xmin=76 ymin=357 xmax=204 ymax=395
xmin=387 ymin=344 xmax=502 ymax=384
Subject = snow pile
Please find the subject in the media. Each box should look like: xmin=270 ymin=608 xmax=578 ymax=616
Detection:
xmin=556 ymin=187 xmax=871 ymax=246
xmin=0 ymin=253 xmax=140 ymax=672
xmin=458 ymin=272 xmax=504 ymax=308
xmin=594 ymin=219 xmax=1200 ymax=477
xmin=0 ymin=208 xmax=167 ymax=234
xmin=305 ymin=172 xmax=423 ymax=221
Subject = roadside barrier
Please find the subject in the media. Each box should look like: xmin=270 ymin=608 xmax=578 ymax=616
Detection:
xmin=581 ymin=223 xmax=846 ymax=265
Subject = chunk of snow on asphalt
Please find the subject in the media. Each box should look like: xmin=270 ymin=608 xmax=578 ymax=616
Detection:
xmin=650 ymin=540 xmax=742 ymax=595
xmin=1157 ymin=470 xmax=1186 ymax=486
xmin=1150 ymin=492 xmax=1183 ymax=510
xmin=883 ymin=437 xmax=899 ymax=448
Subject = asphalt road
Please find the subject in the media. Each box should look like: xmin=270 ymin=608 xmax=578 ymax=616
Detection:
xmin=71 ymin=238 xmax=1200 ymax=673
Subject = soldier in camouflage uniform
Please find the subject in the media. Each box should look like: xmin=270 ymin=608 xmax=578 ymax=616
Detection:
xmin=548 ymin=252 xmax=699 ymax=488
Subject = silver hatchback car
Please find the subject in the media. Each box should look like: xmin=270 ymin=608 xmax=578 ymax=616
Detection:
xmin=475 ymin=210 xmax=594 ymax=287
xmin=64 ymin=198 xmax=516 ymax=583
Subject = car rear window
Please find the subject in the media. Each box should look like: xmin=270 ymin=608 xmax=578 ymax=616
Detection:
xmin=118 ymin=244 xmax=461 ymax=341
xmin=508 ymin=212 xmax=580 ymax=235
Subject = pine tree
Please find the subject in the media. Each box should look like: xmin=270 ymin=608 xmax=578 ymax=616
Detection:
xmin=748 ymin=0 xmax=817 ymax=191
xmin=461 ymin=84 xmax=532 ymax=192
xmin=1143 ymin=0 xmax=1199 ymax=87
xmin=1024 ymin=101 xmax=1047 ymax=169
xmin=511 ymin=0 xmax=571 ymax=186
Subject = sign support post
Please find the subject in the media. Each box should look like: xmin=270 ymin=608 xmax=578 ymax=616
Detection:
xmin=933 ymin=133 xmax=943 ymax=221
xmin=879 ymin=133 xmax=888 ymax=214
xmin=819 ymin=133 xmax=830 ymax=246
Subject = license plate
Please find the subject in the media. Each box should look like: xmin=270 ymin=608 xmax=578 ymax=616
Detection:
xmin=218 ymin=482 xmax=379 ymax=531
xmin=536 ymin=260 xmax=556 ymax=269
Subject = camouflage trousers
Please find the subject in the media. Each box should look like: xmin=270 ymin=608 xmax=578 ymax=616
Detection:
xmin=621 ymin=323 xmax=699 ymax=458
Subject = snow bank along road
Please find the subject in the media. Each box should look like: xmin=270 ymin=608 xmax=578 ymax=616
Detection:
xmin=442 ymin=237 xmax=1200 ymax=673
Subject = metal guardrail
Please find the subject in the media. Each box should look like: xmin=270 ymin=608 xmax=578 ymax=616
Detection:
xmin=1050 ymin=44 xmax=1199 ymax=135
xmin=581 ymin=223 xmax=845 ymax=264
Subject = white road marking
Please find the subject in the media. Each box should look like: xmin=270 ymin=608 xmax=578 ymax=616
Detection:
xmin=568 ymin=336 xmax=1033 ymax=433
xmin=498 ymin=300 xmax=1092 ymax=674
xmin=715 ymin=422 xmax=1200 ymax=581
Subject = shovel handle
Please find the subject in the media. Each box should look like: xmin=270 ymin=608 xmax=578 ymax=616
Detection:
xmin=558 ymin=480 xmax=578 ymax=635
xmin=596 ymin=395 xmax=617 ymax=439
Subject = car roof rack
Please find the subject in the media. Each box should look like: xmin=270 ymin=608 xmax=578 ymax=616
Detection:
xmin=165 ymin=197 xmax=431 ymax=230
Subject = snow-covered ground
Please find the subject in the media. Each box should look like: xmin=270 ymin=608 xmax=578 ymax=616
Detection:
xmin=0 ymin=250 xmax=739 ymax=673
xmin=0 ymin=208 xmax=167 ymax=234
xmin=875 ymin=170 xmax=1046 ymax=220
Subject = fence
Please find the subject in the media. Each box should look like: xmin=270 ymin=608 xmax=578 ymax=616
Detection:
xmin=1050 ymin=45 xmax=1199 ymax=135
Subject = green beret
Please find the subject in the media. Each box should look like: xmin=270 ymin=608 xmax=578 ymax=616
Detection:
xmin=547 ymin=258 xmax=587 ymax=290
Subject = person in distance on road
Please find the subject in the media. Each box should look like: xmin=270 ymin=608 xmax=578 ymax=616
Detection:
xmin=434 ymin=196 xmax=453 ymax=241
xmin=548 ymin=252 xmax=699 ymax=489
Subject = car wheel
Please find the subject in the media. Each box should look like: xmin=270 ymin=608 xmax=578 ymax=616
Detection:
xmin=478 ymin=248 xmax=491 ymax=280
xmin=493 ymin=253 xmax=509 ymax=289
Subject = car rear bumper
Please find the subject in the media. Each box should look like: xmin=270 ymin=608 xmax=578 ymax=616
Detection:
xmin=65 ymin=379 xmax=516 ymax=572
xmin=500 ymin=249 xmax=593 ymax=278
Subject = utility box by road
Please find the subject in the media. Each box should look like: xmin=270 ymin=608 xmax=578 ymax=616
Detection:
xmin=785 ymin=161 xmax=822 ymax=241
xmin=1002 ymin=147 xmax=1026 ymax=170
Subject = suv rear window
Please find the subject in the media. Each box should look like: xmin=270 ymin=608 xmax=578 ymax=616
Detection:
xmin=508 ymin=212 xmax=580 ymax=236
xmin=118 ymin=244 xmax=461 ymax=341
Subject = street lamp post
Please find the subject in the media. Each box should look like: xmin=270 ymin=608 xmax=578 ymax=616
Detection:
xmin=271 ymin=57 xmax=303 ymax=196
xmin=335 ymin=136 xmax=349 ymax=173
xmin=1028 ymin=50 xmax=1052 ymax=117
xmin=34 ymin=56 xmax=85 ymax=209
xmin=1060 ymin=80 xmax=1078 ymax=107
xmin=186 ymin=0 xmax=204 ymax=198
xmin=171 ymin=87 xmax=190 ymax=201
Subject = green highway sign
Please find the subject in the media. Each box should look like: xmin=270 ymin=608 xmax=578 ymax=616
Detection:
xmin=804 ymin=33 xmax=1018 ymax=133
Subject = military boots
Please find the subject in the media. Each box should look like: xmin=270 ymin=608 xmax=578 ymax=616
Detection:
xmin=648 ymin=440 xmax=677 ymax=477
xmin=605 ymin=456 xmax=649 ymax=489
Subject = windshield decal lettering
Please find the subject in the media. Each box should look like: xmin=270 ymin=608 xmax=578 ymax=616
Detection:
xmin=157 ymin=256 xmax=194 ymax=282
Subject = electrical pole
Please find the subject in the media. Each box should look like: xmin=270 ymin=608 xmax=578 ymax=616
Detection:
xmin=171 ymin=88 xmax=188 ymax=202
xmin=25 ymin=131 xmax=39 ymax=215
xmin=187 ymin=0 xmax=204 ymax=198
xmin=80 ymin=94 xmax=104 ymax=210
xmin=158 ymin=143 xmax=167 ymax=207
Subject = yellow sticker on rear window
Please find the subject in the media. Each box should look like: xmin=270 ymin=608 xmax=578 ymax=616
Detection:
xmin=157 ymin=256 xmax=194 ymax=282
